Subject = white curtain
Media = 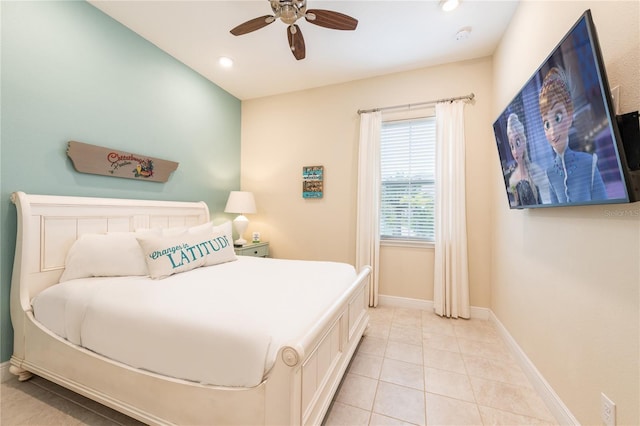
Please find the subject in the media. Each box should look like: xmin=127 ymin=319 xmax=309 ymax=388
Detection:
xmin=356 ymin=111 xmax=381 ymax=307
xmin=434 ymin=101 xmax=470 ymax=319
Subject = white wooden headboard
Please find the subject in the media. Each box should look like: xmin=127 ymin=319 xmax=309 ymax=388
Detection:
xmin=10 ymin=191 xmax=210 ymax=317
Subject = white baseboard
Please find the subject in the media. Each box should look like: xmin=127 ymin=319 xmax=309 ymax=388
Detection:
xmin=1 ymin=361 xmax=13 ymax=383
xmin=489 ymin=312 xmax=579 ymax=425
xmin=378 ymin=294 xmax=433 ymax=311
xmin=377 ymin=294 xmax=490 ymax=320
xmin=376 ymin=294 xmax=577 ymax=425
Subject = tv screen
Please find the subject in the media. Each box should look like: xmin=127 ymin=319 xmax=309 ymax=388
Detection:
xmin=492 ymin=10 xmax=631 ymax=209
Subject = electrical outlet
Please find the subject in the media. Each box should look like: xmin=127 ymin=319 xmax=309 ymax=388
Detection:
xmin=601 ymin=393 xmax=616 ymax=426
xmin=611 ymin=86 xmax=620 ymax=115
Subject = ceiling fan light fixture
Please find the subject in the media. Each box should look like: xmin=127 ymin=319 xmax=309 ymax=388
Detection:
xmin=280 ymin=5 xmax=297 ymax=24
xmin=440 ymin=0 xmax=460 ymax=12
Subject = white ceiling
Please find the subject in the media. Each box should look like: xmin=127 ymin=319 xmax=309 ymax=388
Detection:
xmin=89 ymin=0 xmax=519 ymax=100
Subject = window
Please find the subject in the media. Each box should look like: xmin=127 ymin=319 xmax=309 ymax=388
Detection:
xmin=380 ymin=116 xmax=436 ymax=243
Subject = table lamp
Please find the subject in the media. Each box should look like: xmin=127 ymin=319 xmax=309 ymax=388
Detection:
xmin=224 ymin=191 xmax=257 ymax=246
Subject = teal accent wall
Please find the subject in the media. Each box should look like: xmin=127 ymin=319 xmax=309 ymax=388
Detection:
xmin=0 ymin=1 xmax=241 ymax=362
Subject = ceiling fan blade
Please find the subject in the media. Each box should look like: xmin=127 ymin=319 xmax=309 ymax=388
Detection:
xmin=230 ymin=15 xmax=275 ymax=36
xmin=305 ymin=9 xmax=358 ymax=31
xmin=287 ymin=25 xmax=306 ymax=60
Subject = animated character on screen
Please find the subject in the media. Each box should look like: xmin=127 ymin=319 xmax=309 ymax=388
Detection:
xmin=506 ymin=113 xmax=550 ymax=206
xmin=538 ymin=67 xmax=606 ymax=203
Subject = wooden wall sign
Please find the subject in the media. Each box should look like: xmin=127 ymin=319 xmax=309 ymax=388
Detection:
xmin=67 ymin=141 xmax=179 ymax=183
xmin=302 ymin=165 xmax=323 ymax=198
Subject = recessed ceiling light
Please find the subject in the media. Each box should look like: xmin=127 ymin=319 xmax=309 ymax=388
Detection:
xmin=218 ymin=56 xmax=234 ymax=68
xmin=440 ymin=0 xmax=460 ymax=12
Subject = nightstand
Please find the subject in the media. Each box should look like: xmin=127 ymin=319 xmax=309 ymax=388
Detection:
xmin=234 ymin=241 xmax=269 ymax=257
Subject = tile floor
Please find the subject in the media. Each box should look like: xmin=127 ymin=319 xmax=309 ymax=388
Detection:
xmin=323 ymin=306 xmax=557 ymax=426
xmin=0 ymin=373 xmax=144 ymax=425
xmin=0 ymin=306 xmax=557 ymax=425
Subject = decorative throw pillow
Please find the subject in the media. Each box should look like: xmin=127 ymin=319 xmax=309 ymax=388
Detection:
xmin=59 ymin=233 xmax=149 ymax=282
xmin=135 ymin=221 xmax=236 ymax=278
xmin=210 ymin=220 xmax=231 ymax=236
xmin=136 ymin=224 xmax=232 ymax=278
xmin=203 ymin=221 xmax=237 ymax=267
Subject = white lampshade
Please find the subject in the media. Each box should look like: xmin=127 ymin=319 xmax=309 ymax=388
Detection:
xmin=224 ymin=191 xmax=256 ymax=246
xmin=224 ymin=191 xmax=256 ymax=215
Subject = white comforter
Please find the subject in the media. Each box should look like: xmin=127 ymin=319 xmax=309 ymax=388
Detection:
xmin=32 ymin=256 xmax=357 ymax=388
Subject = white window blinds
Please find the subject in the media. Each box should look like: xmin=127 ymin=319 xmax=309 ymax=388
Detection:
xmin=380 ymin=117 xmax=436 ymax=242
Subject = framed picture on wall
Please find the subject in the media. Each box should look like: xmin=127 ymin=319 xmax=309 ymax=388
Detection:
xmin=302 ymin=166 xmax=323 ymax=198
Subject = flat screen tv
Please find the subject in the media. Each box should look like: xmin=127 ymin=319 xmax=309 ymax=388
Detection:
xmin=492 ymin=10 xmax=637 ymax=209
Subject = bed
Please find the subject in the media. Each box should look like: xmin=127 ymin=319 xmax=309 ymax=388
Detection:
xmin=8 ymin=191 xmax=371 ymax=426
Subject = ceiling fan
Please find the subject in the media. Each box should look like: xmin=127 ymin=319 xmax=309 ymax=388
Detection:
xmin=230 ymin=0 xmax=358 ymax=60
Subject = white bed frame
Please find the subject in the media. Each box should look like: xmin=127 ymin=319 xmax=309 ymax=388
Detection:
xmin=9 ymin=191 xmax=370 ymax=426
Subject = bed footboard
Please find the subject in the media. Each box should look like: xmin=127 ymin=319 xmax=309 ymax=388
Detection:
xmin=267 ymin=266 xmax=371 ymax=426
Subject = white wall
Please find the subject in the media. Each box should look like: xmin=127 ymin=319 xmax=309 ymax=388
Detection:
xmin=241 ymin=57 xmax=494 ymax=308
xmin=491 ymin=2 xmax=639 ymax=425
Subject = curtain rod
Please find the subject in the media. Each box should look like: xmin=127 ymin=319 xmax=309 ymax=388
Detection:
xmin=357 ymin=93 xmax=475 ymax=115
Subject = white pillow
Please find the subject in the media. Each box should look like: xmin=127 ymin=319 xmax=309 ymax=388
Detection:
xmin=147 ymin=221 xmax=214 ymax=237
xmin=59 ymin=233 xmax=149 ymax=282
xmin=133 ymin=228 xmax=162 ymax=237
